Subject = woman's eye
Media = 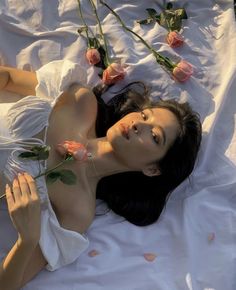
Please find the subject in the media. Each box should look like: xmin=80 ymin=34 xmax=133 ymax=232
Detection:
xmin=141 ymin=111 xmax=147 ymax=120
xmin=152 ymin=131 xmax=159 ymax=145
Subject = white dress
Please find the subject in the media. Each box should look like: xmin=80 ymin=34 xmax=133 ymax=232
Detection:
xmin=0 ymin=60 xmax=89 ymax=271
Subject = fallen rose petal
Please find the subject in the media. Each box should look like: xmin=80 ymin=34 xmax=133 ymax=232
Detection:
xmin=143 ymin=253 xmax=157 ymax=262
xmin=88 ymin=250 xmax=100 ymax=257
xmin=208 ymin=233 xmax=215 ymax=242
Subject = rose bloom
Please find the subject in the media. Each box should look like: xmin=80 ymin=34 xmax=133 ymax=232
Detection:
xmin=102 ymin=63 xmax=125 ymax=85
xmin=172 ymin=60 xmax=193 ymax=82
xmin=56 ymin=141 xmax=88 ymax=161
xmin=166 ymin=31 xmax=184 ymax=48
xmin=86 ymin=48 xmax=101 ymax=65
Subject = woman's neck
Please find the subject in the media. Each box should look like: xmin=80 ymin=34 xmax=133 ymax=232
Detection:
xmin=84 ymin=137 xmax=131 ymax=180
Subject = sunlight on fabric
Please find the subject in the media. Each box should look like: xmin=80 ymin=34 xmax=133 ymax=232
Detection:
xmin=186 ymin=273 xmax=193 ymax=290
xmin=186 ymin=273 xmax=216 ymax=290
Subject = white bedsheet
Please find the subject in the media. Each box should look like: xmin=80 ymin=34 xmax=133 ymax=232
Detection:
xmin=0 ymin=0 xmax=236 ymax=289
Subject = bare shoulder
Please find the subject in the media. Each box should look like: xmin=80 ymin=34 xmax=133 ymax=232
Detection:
xmin=65 ymin=84 xmax=98 ymax=133
xmin=68 ymin=84 xmax=97 ymax=108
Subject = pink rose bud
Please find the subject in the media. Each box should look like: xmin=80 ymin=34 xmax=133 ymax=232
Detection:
xmin=102 ymin=63 xmax=125 ymax=85
xmin=166 ymin=31 xmax=184 ymax=48
xmin=56 ymin=141 xmax=88 ymax=161
xmin=86 ymin=48 xmax=101 ymax=65
xmin=172 ymin=60 xmax=193 ymax=82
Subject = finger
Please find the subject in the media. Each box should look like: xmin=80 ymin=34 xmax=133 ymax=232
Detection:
xmin=23 ymin=172 xmax=38 ymax=198
xmin=5 ymin=183 xmax=15 ymax=206
xmin=17 ymin=173 xmax=30 ymax=198
xmin=12 ymin=178 xmax=22 ymax=202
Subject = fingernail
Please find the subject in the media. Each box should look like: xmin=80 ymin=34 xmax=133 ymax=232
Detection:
xmin=18 ymin=173 xmax=22 ymax=177
xmin=5 ymin=184 xmax=9 ymax=189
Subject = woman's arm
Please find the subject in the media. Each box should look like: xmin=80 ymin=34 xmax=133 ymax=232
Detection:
xmin=0 ymin=239 xmax=45 ymax=290
xmin=0 ymin=66 xmax=38 ymax=96
xmin=0 ymin=173 xmax=46 ymax=290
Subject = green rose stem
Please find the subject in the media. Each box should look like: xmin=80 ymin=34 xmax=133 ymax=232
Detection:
xmin=88 ymin=0 xmax=110 ymax=67
xmin=0 ymin=155 xmax=73 ymax=200
xmin=78 ymin=0 xmax=90 ymax=45
xmin=35 ymin=157 xmax=71 ymax=179
xmin=100 ymin=0 xmax=175 ymax=71
xmin=78 ymin=0 xmax=98 ymax=48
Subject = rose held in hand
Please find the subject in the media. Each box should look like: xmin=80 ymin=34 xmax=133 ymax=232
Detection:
xmin=56 ymin=141 xmax=88 ymax=161
xmin=102 ymin=63 xmax=125 ymax=85
xmin=172 ymin=60 xmax=193 ymax=82
xmin=86 ymin=48 xmax=101 ymax=65
xmin=166 ymin=31 xmax=184 ymax=48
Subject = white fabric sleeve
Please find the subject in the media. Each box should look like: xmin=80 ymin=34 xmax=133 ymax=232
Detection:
xmin=39 ymin=200 xmax=89 ymax=271
xmin=35 ymin=59 xmax=88 ymax=106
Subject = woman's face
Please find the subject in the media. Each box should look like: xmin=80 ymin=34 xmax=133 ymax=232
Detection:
xmin=107 ymin=107 xmax=180 ymax=171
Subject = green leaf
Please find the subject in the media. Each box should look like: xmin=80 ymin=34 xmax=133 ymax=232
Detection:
xmin=160 ymin=8 xmax=186 ymax=31
xmin=46 ymin=171 xmax=61 ymax=184
xmin=155 ymin=15 xmax=161 ymax=24
xmin=137 ymin=18 xmax=154 ymax=25
xmin=18 ymin=145 xmax=50 ymax=161
xmin=146 ymin=8 xmax=158 ymax=19
xmin=18 ymin=151 xmax=39 ymax=160
xmin=176 ymin=8 xmax=188 ymax=19
xmin=59 ymin=169 xmax=77 ymax=185
xmin=32 ymin=145 xmax=50 ymax=160
xmin=166 ymin=3 xmax=173 ymax=10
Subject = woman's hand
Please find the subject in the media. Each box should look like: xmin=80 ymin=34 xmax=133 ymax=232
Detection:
xmin=0 ymin=68 xmax=10 ymax=90
xmin=5 ymin=172 xmax=41 ymax=245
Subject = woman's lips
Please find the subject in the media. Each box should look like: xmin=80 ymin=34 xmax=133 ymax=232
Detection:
xmin=119 ymin=123 xmax=129 ymax=139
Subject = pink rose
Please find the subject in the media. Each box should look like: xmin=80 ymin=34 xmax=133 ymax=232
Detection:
xmin=56 ymin=141 xmax=88 ymax=161
xmin=102 ymin=63 xmax=125 ymax=85
xmin=172 ymin=60 xmax=193 ymax=82
xmin=166 ymin=31 xmax=184 ymax=48
xmin=86 ymin=48 xmax=101 ymax=65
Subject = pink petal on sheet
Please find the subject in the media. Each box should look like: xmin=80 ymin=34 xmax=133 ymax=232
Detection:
xmin=143 ymin=253 xmax=157 ymax=262
xmin=208 ymin=232 xmax=215 ymax=242
xmin=88 ymin=250 xmax=100 ymax=257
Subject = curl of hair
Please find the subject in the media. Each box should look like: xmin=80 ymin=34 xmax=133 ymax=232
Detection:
xmin=92 ymin=82 xmax=202 ymax=226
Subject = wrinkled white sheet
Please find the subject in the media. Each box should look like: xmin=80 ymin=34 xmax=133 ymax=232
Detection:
xmin=0 ymin=0 xmax=236 ymax=289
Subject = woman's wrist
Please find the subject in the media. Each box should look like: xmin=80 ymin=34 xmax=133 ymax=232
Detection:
xmin=17 ymin=235 xmax=39 ymax=249
xmin=0 ymin=68 xmax=10 ymax=90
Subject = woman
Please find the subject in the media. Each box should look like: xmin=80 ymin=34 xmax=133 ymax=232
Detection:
xmin=0 ymin=60 xmax=201 ymax=289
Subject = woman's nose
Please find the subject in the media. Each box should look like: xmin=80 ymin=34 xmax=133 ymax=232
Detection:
xmin=131 ymin=121 xmax=139 ymax=134
xmin=131 ymin=121 xmax=149 ymax=134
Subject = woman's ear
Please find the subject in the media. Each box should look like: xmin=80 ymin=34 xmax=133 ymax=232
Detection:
xmin=142 ymin=164 xmax=161 ymax=177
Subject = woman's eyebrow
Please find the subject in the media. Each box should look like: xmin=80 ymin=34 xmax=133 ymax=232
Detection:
xmin=148 ymin=108 xmax=166 ymax=145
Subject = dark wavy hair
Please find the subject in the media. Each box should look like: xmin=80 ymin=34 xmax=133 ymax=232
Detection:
xmin=92 ymin=82 xmax=202 ymax=226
